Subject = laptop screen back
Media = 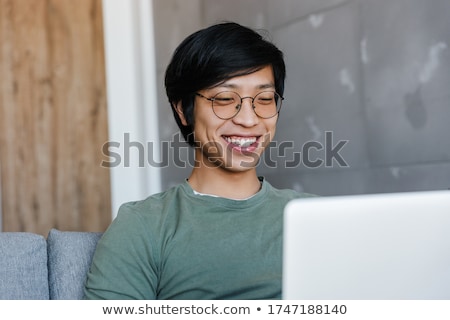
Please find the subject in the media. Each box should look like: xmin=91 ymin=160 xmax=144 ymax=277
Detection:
xmin=282 ymin=190 xmax=450 ymax=299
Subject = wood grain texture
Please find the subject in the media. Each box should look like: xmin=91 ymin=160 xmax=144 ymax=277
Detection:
xmin=0 ymin=0 xmax=111 ymax=234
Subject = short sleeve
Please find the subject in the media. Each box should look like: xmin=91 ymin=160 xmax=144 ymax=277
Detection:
xmin=84 ymin=204 xmax=159 ymax=299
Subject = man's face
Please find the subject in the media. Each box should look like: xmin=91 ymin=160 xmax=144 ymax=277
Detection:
xmin=177 ymin=65 xmax=279 ymax=172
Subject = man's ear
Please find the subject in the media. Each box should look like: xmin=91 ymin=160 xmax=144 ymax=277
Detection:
xmin=173 ymin=101 xmax=188 ymax=126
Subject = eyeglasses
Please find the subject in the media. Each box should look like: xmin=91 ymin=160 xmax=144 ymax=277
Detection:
xmin=195 ymin=91 xmax=284 ymax=120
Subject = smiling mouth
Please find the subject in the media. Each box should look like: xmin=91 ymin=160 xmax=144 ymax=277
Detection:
xmin=223 ymin=136 xmax=259 ymax=148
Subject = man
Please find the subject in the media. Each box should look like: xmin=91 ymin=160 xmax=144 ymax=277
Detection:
xmin=84 ymin=22 xmax=313 ymax=300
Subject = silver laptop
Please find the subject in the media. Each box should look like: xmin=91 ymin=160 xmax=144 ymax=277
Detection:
xmin=282 ymin=190 xmax=450 ymax=300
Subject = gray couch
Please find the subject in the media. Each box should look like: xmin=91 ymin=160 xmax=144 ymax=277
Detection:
xmin=0 ymin=229 xmax=102 ymax=299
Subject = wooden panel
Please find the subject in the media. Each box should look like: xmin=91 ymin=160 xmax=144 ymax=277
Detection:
xmin=0 ymin=0 xmax=111 ymax=235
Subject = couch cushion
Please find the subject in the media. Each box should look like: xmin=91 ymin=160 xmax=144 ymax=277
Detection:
xmin=47 ymin=229 xmax=102 ymax=300
xmin=0 ymin=232 xmax=50 ymax=299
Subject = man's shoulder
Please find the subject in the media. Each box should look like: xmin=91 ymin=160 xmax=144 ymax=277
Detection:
xmin=263 ymin=179 xmax=318 ymax=200
xmin=117 ymin=183 xmax=187 ymax=219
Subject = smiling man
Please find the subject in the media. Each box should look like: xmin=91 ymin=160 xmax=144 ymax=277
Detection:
xmin=84 ymin=22 xmax=314 ymax=300
xmin=178 ymin=66 xmax=279 ymax=200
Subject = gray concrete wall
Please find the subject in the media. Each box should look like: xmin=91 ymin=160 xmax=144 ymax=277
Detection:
xmin=153 ymin=0 xmax=450 ymax=195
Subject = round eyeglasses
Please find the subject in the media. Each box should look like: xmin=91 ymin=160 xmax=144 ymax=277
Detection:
xmin=196 ymin=91 xmax=284 ymax=120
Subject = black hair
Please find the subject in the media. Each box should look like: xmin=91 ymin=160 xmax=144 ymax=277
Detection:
xmin=164 ymin=22 xmax=286 ymax=146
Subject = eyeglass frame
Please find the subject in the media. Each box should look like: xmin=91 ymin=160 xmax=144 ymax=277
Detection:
xmin=195 ymin=91 xmax=284 ymax=120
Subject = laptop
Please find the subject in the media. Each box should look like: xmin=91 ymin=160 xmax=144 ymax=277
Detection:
xmin=282 ymin=190 xmax=450 ymax=300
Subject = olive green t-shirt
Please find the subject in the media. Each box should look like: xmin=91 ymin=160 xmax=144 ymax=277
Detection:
xmin=84 ymin=178 xmax=313 ymax=300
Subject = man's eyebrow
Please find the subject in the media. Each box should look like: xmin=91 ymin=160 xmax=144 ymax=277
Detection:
xmin=216 ymin=83 xmax=275 ymax=90
xmin=258 ymin=83 xmax=276 ymax=89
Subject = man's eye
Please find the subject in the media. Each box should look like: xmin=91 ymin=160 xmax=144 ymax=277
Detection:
xmin=214 ymin=97 xmax=235 ymax=105
xmin=257 ymin=97 xmax=274 ymax=104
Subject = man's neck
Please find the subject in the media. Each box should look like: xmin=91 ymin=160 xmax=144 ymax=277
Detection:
xmin=187 ymin=167 xmax=262 ymax=200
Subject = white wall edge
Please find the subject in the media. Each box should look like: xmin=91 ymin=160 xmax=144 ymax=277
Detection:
xmin=137 ymin=0 xmax=162 ymax=197
xmin=102 ymin=0 xmax=161 ymax=219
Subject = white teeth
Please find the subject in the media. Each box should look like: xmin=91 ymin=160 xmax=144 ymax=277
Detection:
xmin=224 ymin=136 xmax=257 ymax=147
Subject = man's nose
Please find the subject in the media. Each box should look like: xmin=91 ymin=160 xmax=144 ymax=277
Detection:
xmin=232 ymin=97 xmax=259 ymax=126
